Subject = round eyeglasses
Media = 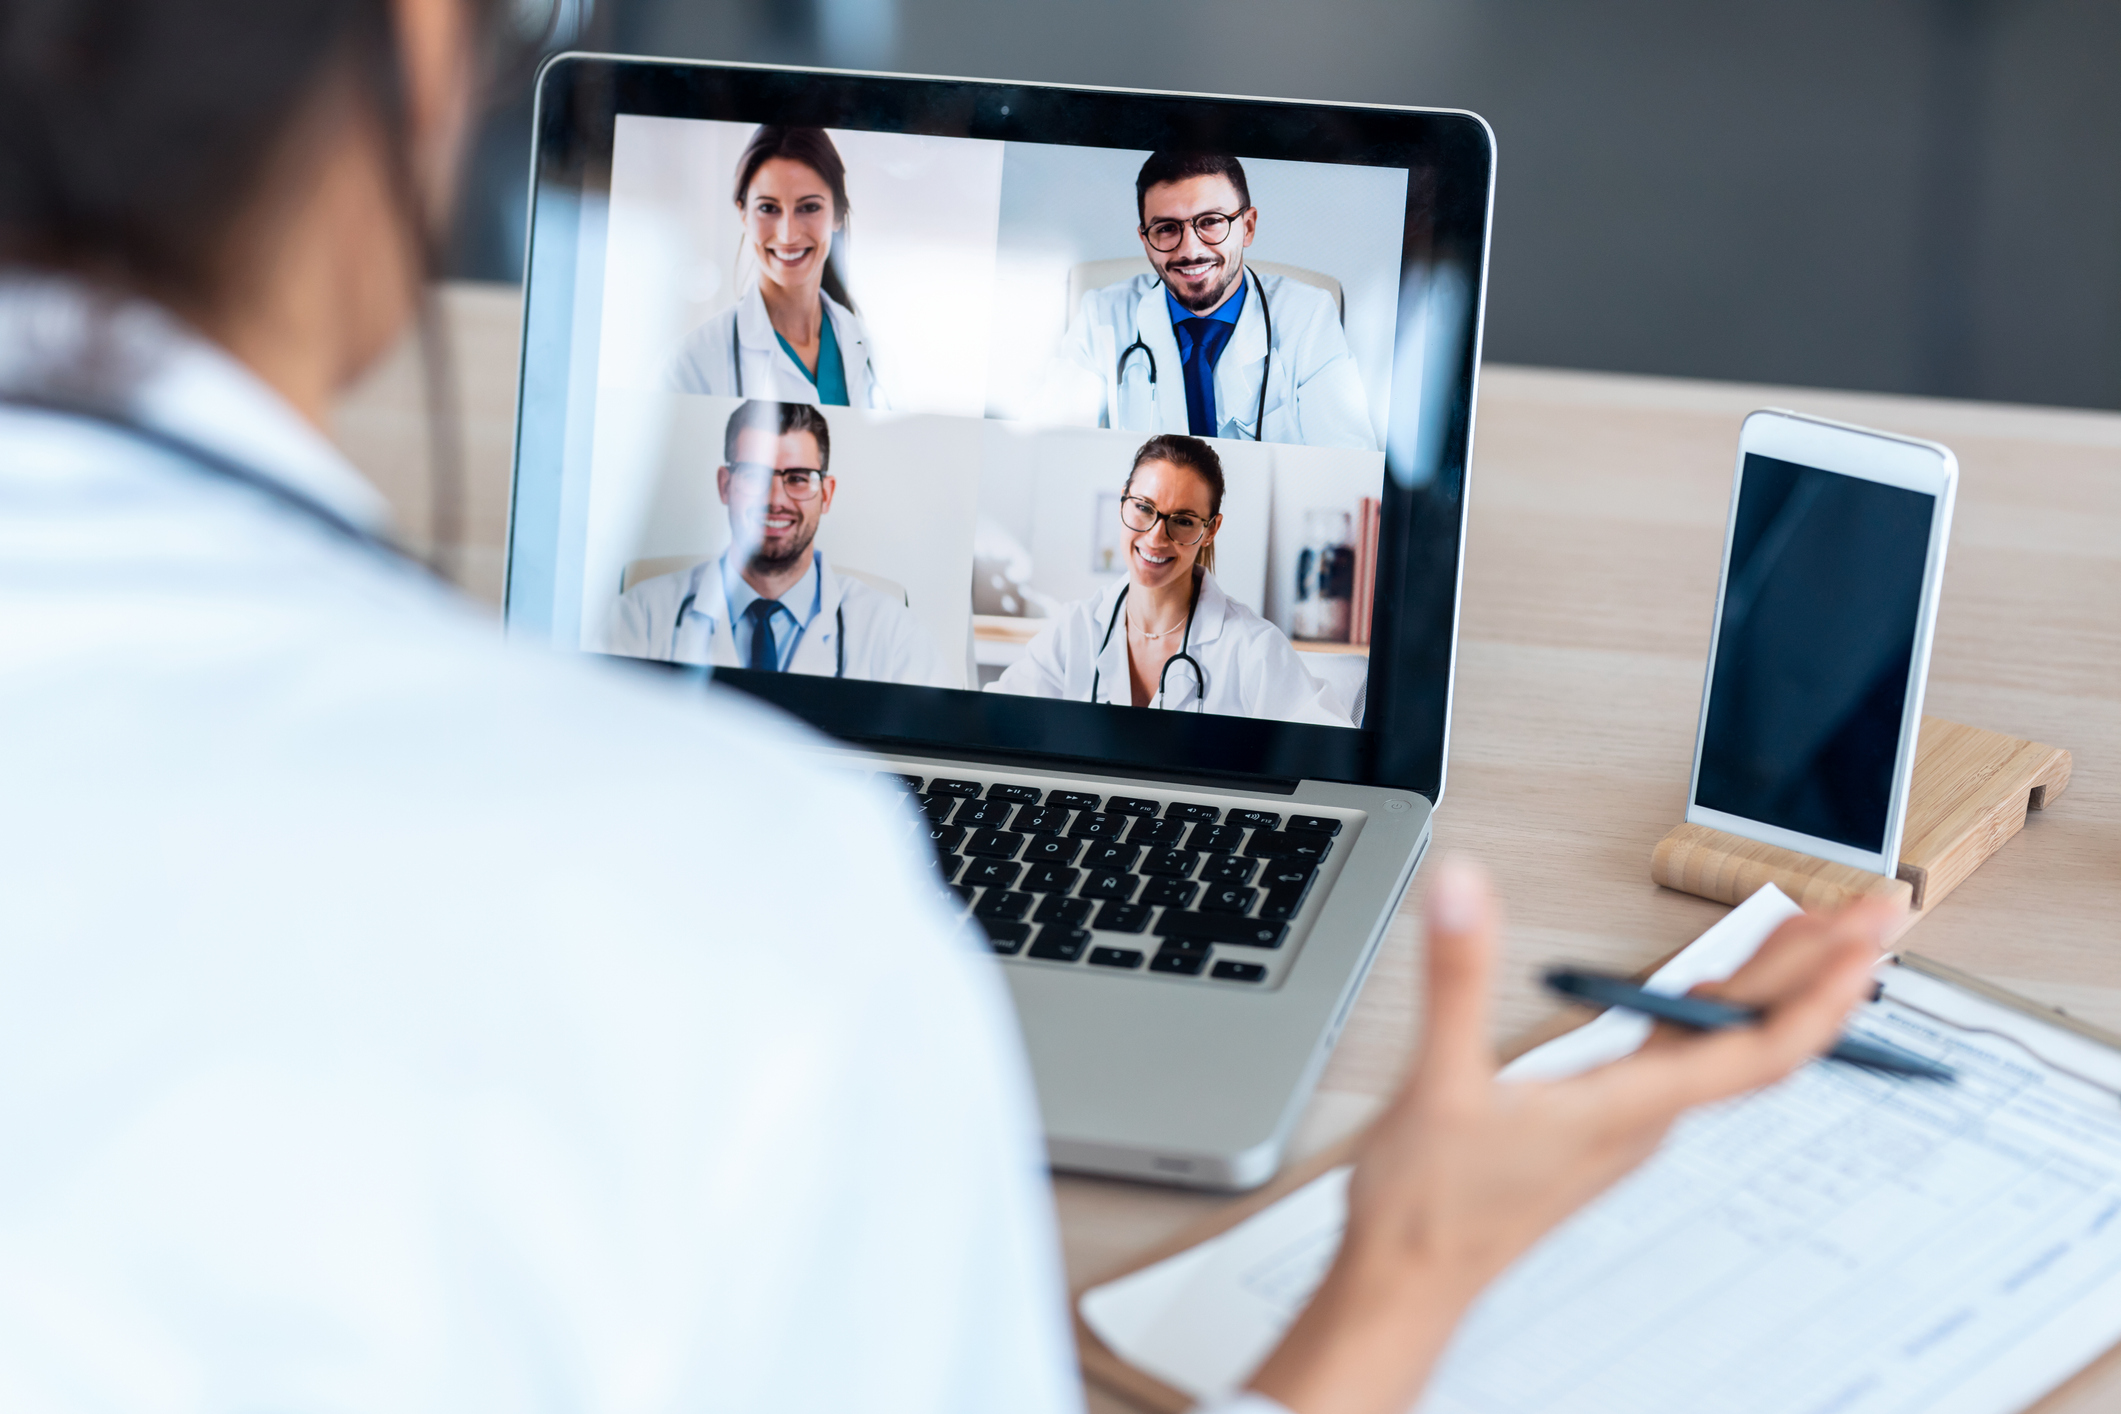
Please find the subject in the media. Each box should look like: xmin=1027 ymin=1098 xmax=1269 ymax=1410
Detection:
xmin=1140 ymin=209 xmax=1246 ymax=253
xmin=727 ymin=462 xmax=827 ymax=500
xmin=1120 ymin=495 xmax=1212 ymax=545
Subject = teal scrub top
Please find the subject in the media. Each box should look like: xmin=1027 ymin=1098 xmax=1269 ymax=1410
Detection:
xmin=776 ymin=305 xmax=850 ymax=406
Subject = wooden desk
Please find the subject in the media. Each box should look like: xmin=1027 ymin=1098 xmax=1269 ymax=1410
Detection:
xmin=338 ymin=284 xmax=2121 ymax=1413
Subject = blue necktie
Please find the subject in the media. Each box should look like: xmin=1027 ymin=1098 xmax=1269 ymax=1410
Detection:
xmin=1178 ymin=317 xmax=1234 ymax=437
xmin=744 ymin=598 xmax=783 ymax=671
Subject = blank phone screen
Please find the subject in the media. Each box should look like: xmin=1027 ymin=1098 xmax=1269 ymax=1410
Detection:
xmin=1694 ymin=453 xmax=1937 ymax=854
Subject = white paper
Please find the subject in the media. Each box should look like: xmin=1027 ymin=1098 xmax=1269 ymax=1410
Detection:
xmin=1080 ymin=885 xmax=2121 ymax=1414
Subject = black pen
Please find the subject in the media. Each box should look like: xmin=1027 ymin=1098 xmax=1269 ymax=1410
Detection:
xmin=1543 ymin=967 xmax=1958 ymax=1081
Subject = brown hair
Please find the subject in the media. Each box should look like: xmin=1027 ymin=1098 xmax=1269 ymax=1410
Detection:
xmin=1124 ymin=434 xmax=1225 ymax=572
xmin=732 ymin=125 xmax=858 ymax=315
xmin=723 ymin=399 xmax=831 ymax=472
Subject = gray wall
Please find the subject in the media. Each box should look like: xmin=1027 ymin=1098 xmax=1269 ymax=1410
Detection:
xmin=459 ymin=0 xmax=2121 ymax=410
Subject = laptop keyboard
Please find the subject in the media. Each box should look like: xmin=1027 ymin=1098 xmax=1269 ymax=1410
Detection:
xmin=877 ymin=770 xmax=1356 ymax=987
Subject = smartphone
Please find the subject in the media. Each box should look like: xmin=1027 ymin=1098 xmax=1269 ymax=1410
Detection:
xmin=1686 ymin=410 xmax=1958 ymax=876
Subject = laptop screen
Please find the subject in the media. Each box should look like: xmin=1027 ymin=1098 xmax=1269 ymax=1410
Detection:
xmin=508 ymin=60 xmax=1492 ymax=797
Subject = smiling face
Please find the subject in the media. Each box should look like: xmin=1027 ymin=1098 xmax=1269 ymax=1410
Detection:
xmin=1139 ymin=173 xmax=1258 ymax=315
xmin=718 ymin=425 xmax=834 ymax=573
xmin=1121 ymin=458 xmax=1220 ymax=593
xmin=738 ymin=157 xmax=840 ymax=295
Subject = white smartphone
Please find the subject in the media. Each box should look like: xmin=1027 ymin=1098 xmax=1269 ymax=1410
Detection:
xmin=1685 ymin=409 xmax=1958 ymax=876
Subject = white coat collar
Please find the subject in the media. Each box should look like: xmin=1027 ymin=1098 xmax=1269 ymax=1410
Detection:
xmin=735 ymin=283 xmax=861 ymax=356
xmin=0 ymin=275 xmax=391 ymax=533
xmin=1088 ymin=568 xmax=1230 ymax=707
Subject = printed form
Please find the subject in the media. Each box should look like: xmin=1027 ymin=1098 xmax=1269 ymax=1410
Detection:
xmin=1081 ymin=888 xmax=2121 ymax=1414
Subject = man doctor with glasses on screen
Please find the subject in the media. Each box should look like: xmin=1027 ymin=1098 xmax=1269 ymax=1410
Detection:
xmin=1049 ymin=151 xmax=1375 ymax=449
xmin=608 ymin=400 xmax=950 ymax=684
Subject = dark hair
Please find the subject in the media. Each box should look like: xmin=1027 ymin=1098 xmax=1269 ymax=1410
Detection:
xmin=724 ymin=399 xmax=832 ymax=472
xmin=733 ymin=125 xmax=858 ymax=315
xmin=1124 ymin=434 xmax=1223 ymax=571
xmin=1134 ymin=152 xmax=1251 ymax=223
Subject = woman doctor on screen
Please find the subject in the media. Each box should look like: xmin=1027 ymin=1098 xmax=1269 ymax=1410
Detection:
xmin=994 ymin=435 xmax=1349 ymax=725
xmin=669 ymin=125 xmax=887 ymax=408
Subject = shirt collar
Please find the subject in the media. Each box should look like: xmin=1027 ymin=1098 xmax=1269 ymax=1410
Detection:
xmin=720 ymin=548 xmax=821 ymax=625
xmin=0 ymin=275 xmax=391 ymax=533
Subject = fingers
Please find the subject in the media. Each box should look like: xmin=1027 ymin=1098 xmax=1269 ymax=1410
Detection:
xmin=1415 ymin=856 xmax=1500 ymax=1093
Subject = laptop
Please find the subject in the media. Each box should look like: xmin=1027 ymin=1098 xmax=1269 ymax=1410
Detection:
xmin=504 ymin=56 xmax=1495 ymax=1190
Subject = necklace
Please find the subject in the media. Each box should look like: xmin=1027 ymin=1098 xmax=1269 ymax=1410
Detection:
xmin=1130 ymin=608 xmax=1187 ymax=641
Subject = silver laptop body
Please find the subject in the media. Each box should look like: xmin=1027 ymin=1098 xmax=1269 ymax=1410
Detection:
xmin=505 ymin=56 xmax=1494 ymax=1190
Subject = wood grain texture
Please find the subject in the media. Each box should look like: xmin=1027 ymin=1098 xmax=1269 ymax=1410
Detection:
xmin=1651 ymin=716 xmax=2074 ymax=916
xmin=332 ymin=296 xmax=2121 ymax=1414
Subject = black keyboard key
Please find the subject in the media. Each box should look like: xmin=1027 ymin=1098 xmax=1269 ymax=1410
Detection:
xmin=1081 ymin=870 xmax=1139 ymax=902
xmin=1028 ymin=926 xmax=1091 ymax=962
xmin=1186 ymin=823 xmax=1246 ymax=853
xmin=1126 ymin=817 xmax=1186 ymax=846
xmin=1149 ymin=946 xmax=1208 ymax=976
xmin=917 ymin=793 xmax=956 ymax=821
xmin=974 ymin=889 xmax=1033 ymax=921
xmin=1046 ymin=790 xmax=1100 ymax=811
xmin=1089 ymin=946 xmax=1145 ymax=969
xmin=1140 ymin=877 xmax=1198 ymax=908
xmin=949 ymin=883 xmax=977 ymax=906
xmin=1021 ymin=863 xmax=1081 ymax=894
xmin=1287 ymin=814 xmax=1343 ymax=836
xmin=1165 ymin=802 xmax=1220 ymax=823
xmin=980 ymin=919 xmax=1031 ymax=954
xmin=1139 ymin=847 xmax=1200 ymax=877
xmin=925 ymin=823 xmax=966 ymax=855
xmin=962 ymin=859 xmax=1022 ymax=889
xmin=1094 ymin=901 xmax=1152 ymax=933
xmin=1107 ymin=795 xmax=1161 ymax=817
xmin=1201 ymin=854 xmax=1258 ymax=885
xmin=929 ymin=778 xmax=983 ymax=798
xmin=876 ymin=772 xmax=924 ymax=791
xmin=1014 ymin=806 xmax=1071 ymax=835
xmin=1228 ymin=809 xmax=1282 ymax=831
xmin=1022 ymin=835 xmax=1083 ymax=866
xmin=953 ymin=798 xmax=1014 ymax=828
xmin=1068 ymin=811 xmax=1128 ymax=840
xmin=1034 ymin=895 xmax=1093 ymax=927
xmin=1246 ymin=831 xmax=1333 ymax=865
xmin=935 ymin=855 xmax=964 ymax=884
xmin=963 ymin=829 xmax=1027 ymax=860
xmin=1260 ymin=882 xmax=1312 ymax=921
xmin=987 ymin=783 xmax=1043 ymax=804
xmin=1257 ymin=861 xmax=1317 ymax=890
xmin=1081 ymin=841 xmax=1142 ymax=872
xmin=1157 ymin=912 xmax=1288 ymax=949
xmin=1200 ymin=884 xmax=1258 ymax=914
xmin=1212 ymin=960 xmax=1268 ymax=983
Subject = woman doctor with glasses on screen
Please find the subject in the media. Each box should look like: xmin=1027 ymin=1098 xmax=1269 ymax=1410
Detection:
xmin=668 ymin=125 xmax=888 ymax=409
xmin=993 ymin=436 xmax=1350 ymax=725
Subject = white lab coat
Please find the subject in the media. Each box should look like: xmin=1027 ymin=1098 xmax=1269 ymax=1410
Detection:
xmin=669 ymin=284 xmax=888 ymax=409
xmin=1050 ymin=271 xmax=1375 ymax=449
xmin=991 ymin=570 xmax=1351 ymax=726
xmin=0 ymin=277 xmax=1090 ymax=1414
xmin=607 ymin=550 xmax=954 ymax=687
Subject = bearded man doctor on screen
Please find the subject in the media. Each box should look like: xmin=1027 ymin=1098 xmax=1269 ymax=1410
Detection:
xmin=1048 ymin=151 xmax=1375 ymax=450
xmin=608 ymin=400 xmax=949 ymax=684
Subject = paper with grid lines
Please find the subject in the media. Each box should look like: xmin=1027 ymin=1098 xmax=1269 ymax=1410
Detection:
xmin=1081 ymin=889 xmax=2121 ymax=1414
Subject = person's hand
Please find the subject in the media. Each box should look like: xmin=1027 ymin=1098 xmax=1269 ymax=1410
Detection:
xmin=1246 ymin=858 xmax=1896 ymax=1414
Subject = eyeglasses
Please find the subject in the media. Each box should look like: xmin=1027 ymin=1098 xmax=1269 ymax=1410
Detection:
xmin=726 ymin=462 xmax=828 ymax=500
xmin=1121 ymin=495 xmax=1212 ymax=545
xmin=1140 ymin=209 xmax=1247 ymax=252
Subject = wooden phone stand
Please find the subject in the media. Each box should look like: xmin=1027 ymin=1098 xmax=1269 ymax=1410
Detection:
xmin=1652 ymin=718 xmax=2071 ymax=921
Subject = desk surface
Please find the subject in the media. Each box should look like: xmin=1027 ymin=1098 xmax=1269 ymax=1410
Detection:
xmin=338 ymin=284 xmax=2121 ymax=1413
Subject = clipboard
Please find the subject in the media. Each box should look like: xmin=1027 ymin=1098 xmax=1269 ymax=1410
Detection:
xmin=1073 ymin=951 xmax=2121 ymax=1414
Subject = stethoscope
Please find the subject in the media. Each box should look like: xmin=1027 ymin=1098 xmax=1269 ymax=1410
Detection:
xmin=729 ymin=293 xmax=881 ymax=400
xmin=0 ymin=393 xmax=426 ymax=574
xmin=670 ymin=563 xmax=846 ymax=677
xmin=1114 ymin=267 xmax=1273 ymax=441
xmin=1089 ymin=573 xmax=1206 ymax=711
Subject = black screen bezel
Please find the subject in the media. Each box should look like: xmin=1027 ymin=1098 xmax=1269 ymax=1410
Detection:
xmin=512 ymin=56 xmax=1493 ymax=800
